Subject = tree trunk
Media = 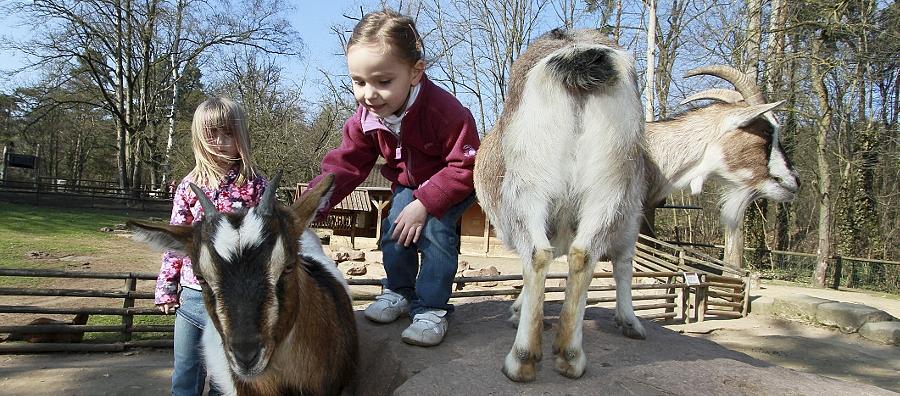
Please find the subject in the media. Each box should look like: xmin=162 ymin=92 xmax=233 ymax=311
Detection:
xmin=163 ymin=0 xmax=186 ymax=188
xmin=644 ymin=0 xmax=657 ymax=122
xmin=810 ymin=35 xmax=834 ymax=288
xmin=744 ymin=0 xmax=761 ymax=78
xmin=115 ymin=0 xmax=128 ymax=191
xmin=725 ymin=225 xmax=744 ymax=270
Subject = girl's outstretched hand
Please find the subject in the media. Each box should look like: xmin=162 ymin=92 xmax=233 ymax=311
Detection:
xmin=158 ymin=303 xmax=179 ymax=314
xmin=391 ymin=199 xmax=428 ymax=247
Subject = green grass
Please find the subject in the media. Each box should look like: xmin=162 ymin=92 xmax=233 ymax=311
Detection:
xmin=83 ymin=314 xmax=175 ymax=343
xmin=0 ymin=201 xmax=156 ymax=284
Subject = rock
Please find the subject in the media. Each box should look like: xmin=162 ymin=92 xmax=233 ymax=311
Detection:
xmin=27 ymin=251 xmax=51 ymax=259
xmin=114 ymin=223 xmax=127 ymax=230
xmin=749 ymin=296 xmax=775 ymax=316
xmin=815 ymin=302 xmax=894 ymax=333
xmin=858 ymin=321 xmax=900 ymax=345
xmin=332 ymin=250 xmax=350 ymax=263
xmin=346 ymin=263 xmax=367 ymax=276
xmin=771 ymin=295 xmax=831 ymax=322
xmin=355 ymin=301 xmax=894 ymax=395
xmin=349 ymin=251 xmax=366 ymax=261
xmin=99 ymin=227 xmax=114 ymax=233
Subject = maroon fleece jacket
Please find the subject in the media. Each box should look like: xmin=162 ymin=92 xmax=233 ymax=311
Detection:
xmin=309 ymin=77 xmax=480 ymax=218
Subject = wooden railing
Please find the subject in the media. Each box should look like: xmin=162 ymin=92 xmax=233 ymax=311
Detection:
xmin=0 ymin=237 xmax=743 ymax=353
xmin=0 ymin=179 xmax=172 ymax=213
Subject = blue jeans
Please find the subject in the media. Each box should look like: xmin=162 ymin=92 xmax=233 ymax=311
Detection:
xmin=381 ymin=186 xmax=475 ymax=315
xmin=172 ymin=287 xmax=222 ymax=396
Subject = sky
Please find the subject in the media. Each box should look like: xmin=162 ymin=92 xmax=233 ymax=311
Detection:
xmin=0 ymin=1 xmax=359 ymax=98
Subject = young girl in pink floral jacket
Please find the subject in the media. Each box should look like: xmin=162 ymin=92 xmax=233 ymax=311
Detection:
xmin=156 ymin=97 xmax=267 ymax=396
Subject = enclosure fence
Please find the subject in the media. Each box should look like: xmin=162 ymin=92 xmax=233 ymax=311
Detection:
xmin=665 ymin=241 xmax=900 ymax=294
xmin=0 ymin=234 xmax=746 ymax=353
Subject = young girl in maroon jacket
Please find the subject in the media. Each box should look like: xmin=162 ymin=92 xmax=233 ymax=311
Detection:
xmin=308 ymin=10 xmax=479 ymax=347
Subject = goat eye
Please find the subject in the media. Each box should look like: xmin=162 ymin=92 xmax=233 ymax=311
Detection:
xmin=282 ymin=265 xmax=294 ymax=275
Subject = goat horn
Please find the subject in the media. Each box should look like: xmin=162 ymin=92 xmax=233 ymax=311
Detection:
xmin=189 ymin=183 xmax=218 ymax=217
xmin=680 ymin=89 xmax=745 ymax=105
xmin=684 ymin=65 xmax=764 ymax=106
xmin=256 ymin=171 xmax=282 ymax=218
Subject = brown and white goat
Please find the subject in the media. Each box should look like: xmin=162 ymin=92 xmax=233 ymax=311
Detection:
xmin=643 ymin=65 xmax=800 ymax=232
xmin=128 ymin=173 xmax=357 ymax=396
xmin=474 ymin=29 xmax=647 ymax=382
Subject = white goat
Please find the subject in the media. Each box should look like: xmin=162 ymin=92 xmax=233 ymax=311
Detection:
xmin=128 ymin=174 xmax=358 ymax=396
xmin=474 ymin=29 xmax=647 ymax=382
xmin=643 ymin=65 xmax=800 ymax=233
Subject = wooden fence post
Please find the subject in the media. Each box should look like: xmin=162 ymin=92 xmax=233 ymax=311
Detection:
xmin=122 ymin=275 xmax=136 ymax=341
xmin=831 ymin=255 xmax=843 ymax=290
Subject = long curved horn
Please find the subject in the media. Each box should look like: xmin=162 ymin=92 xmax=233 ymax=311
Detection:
xmin=684 ymin=65 xmax=764 ymax=106
xmin=189 ymin=183 xmax=218 ymax=217
xmin=680 ymin=89 xmax=745 ymax=105
xmin=256 ymin=171 xmax=282 ymax=218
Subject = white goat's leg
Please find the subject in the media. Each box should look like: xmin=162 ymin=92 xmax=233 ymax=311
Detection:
xmin=551 ymin=246 xmax=594 ymax=378
xmin=502 ymin=247 xmax=553 ymax=382
xmin=612 ymin=250 xmax=646 ymax=339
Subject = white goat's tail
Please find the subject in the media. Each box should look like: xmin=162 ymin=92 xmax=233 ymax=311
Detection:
xmin=545 ymin=45 xmax=620 ymax=93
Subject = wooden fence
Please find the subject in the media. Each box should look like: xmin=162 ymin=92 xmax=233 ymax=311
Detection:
xmin=0 ymin=234 xmax=744 ymax=353
xmin=0 ymin=178 xmax=172 ymax=213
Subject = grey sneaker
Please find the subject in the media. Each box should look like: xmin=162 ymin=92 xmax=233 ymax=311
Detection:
xmin=364 ymin=289 xmax=409 ymax=323
xmin=401 ymin=309 xmax=448 ymax=346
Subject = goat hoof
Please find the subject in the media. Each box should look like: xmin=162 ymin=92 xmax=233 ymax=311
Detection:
xmin=621 ymin=322 xmax=646 ymax=340
xmin=502 ymin=360 xmax=537 ymax=382
xmin=503 ymin=347 xmax=540 ymax=382
xmin=553 ymin=349 xmax=586 ymax=379
xmin=614 ymin=314 xmax=646 ymax=339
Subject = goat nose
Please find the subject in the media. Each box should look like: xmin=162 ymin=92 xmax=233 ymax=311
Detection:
xmin=232 ymin=341 xmax=261 ymax=369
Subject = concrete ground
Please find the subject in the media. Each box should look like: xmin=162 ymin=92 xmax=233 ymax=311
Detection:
xmin=1 ymin=235 xmax=897 ymax=395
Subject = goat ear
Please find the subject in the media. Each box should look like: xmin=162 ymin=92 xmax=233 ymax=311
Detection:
xmin=721 ymin=100 xmax=785 ymax=132
xmin=291 ymin=174 xmax=335 ymax=228
xmin=127 ymin=220 xmax=194 ymax=255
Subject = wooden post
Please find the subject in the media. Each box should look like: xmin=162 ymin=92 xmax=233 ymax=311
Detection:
xmin=372 ymin=198 xmax=389 ymax=251
xmin=681 ymin=286 xmax=690 ymax=323
xmin=665 ymin=275 xmax=676 ymax=318
xmin=741 ymin=277 xmax=750 ymax=317
xmin=697 ymin=285 xmax=708 ymax=322
xmin=122 ymin=276 xmax=136 ymax=341
xmin=350 ymin=213 xmax=357 ymax=250
xmin=831 ymin=255 xmax=843 ymax=290
xmin=1 ymin=144 xmax=9 ymax=182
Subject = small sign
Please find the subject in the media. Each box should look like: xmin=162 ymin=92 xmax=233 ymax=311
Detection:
xmin=7 ymin=153 xmax=37 ymax=169
xmin=683 ymin=272 xmax=700 ymax=286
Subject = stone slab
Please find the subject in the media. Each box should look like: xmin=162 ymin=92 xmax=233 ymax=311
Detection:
xmin=771 ymin=294 xmax=831 ymax=322
xmin=816 ymin=302 xmax=894 ymax=333
xmin=750 ymin=295 xmax=775 ymax=316
xmin=859 ymin=321 xmax=900 ymax=346
xmin=355 ymin=300 xmax=894 ymax=395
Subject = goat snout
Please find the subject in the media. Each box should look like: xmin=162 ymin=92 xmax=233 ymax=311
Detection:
xmin=231 ymin=339 xmax=262 ymax=370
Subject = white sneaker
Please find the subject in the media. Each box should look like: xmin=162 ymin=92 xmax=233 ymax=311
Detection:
xmin=364 ymin=289 xmax=409 ymax=323
xmin=401 ymin=309 xmax=448 ymax=346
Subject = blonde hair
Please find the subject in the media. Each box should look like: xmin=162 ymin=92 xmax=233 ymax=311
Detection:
xmin=188 ymin=97 xmax=260 ymax=188
xmin=348 ymin=9 xmax=423 ymax=65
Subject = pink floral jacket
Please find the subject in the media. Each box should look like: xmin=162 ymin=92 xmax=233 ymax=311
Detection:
xmin=154 ymin=169 xmax=268 ymax=305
